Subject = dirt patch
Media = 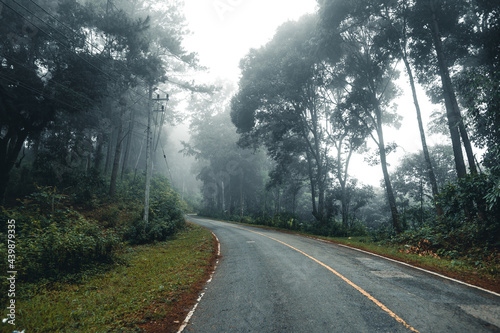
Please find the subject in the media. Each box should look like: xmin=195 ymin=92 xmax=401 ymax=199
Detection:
xmin=138 ymin=228 xmax=220 ymax=333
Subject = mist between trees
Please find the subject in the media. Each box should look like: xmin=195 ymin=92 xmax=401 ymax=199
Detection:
xmin=187 ymin=0 xmax=500 ymax=258
xmin=0 ymin=0 xmax=499 ymax=275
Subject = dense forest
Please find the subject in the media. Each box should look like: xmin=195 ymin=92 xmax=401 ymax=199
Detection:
xmin=0 ymin=0 xmax=208 ymax=285
xmin=1 ymin=0 xmax=499 ymax=288
xmin=188 ymin=0 xmax=500 ymax=258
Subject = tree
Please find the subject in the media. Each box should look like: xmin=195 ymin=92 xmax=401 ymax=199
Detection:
xmin=392 ymin=145 xmax=456 ymax=207
xmin=232 ymin=15 xmax=333 ymax=224
xmin=317 ymin=0 xmax=403 ymax=232
xmin=319 ymin=69 xmax=368 ymax=227
xmin=0 ymin=0 xmax=109 ymax=203
xmin=329 ymin=179 xmax=375 ymax=229
xmin=407 ymin=0 xmax=478 ymax=177
xmin=367 ymin=0 xmax=444 ymax=215
xmin=184 ymin=81 xmax=266 ymax=218
xmin=455 ymin=0 xmax=500 ymax=172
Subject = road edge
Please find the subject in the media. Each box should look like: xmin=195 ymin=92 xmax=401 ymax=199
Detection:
xmin=177 ymin=220 xmax=221 ymax=333
xmin=194 ymin=216 xmax=500 ymax=298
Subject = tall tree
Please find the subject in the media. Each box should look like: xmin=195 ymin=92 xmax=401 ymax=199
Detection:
xmin=371 ymin=0 xmax=444 ymax=215
xmin=408 ymin=0 xmax=478 ymax=177
xmin=0 ymin=0 xmax=108 ymax=203
xmin=317 ymin=0 xmax=404 ymax=232
xmin=231 ymin=15 xmax=333 ymax=224
xmin=185 ymin=81 xmax=266 ymax=217
xmin=318 ymin=66 xmax=368 ymax=227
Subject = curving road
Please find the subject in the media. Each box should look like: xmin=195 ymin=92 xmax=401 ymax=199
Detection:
xmin=182 ymin=216 xmax=500 ymax=333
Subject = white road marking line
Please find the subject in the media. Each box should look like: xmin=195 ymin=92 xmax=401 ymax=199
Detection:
xmin=178 ymin=229 xmax=220 ymax=333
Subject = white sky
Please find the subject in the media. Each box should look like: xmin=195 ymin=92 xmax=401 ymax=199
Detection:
xmin=183 ymin=0 xmax=319 ymax=81
xmin=181 ymin=0 xmax=447 ymax=188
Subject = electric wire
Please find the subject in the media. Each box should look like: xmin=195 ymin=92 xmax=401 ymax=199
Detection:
xmin=0 ymin=72 xmax=87 ymax=113
xmin=2 ymin=0 xmax=194 ymax=105
xmin=0 ymin=0 xmax=191 ymax=132
xmin=0 ymin=0 xmax=113 ymax=80
xmin=0 ymin=1 xmax=156 ymax=113
xmin=0 ymin=52 xmax=99 ymax=108
xmin=3 ymin=0 xmax=147 ymax=102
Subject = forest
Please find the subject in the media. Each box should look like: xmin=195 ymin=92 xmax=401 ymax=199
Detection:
xmin=0 ymin=0 xmax=499 ymax=303
xmin=189 ymin=0 xmax=500 ymax=260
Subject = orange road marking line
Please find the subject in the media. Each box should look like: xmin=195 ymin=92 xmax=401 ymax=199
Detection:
xmin=230 ymin=224 xmax=420 ymax=333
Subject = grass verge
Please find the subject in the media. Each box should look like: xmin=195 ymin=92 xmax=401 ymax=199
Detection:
xmin=10 ymin=222 xmax=217 ymax=333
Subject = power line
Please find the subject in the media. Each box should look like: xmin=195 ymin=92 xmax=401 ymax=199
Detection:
xmin=0 ymin=0 xmax=189 ymax=109
xmin=26 ymin=0 xmax=125 ymax=69
xmin=1 ymin=0 xmax=159 ymax=105
xmin=0 ymin=0 xmax=113 ymax=80
xmin=0 ymin=52 xmax=99 ymax=108
xmin=0 ymin=73 xmax=88 ymax=113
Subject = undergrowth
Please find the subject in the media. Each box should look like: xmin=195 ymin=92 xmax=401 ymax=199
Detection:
xmin=8 ymin=224 xmax=214 ymax=332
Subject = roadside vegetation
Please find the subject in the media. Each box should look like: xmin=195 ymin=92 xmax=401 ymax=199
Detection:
xmin=0 ymin=169 xmax=214 ymax=332
xmin=3 ymin=222 xmax=215 ymax=332
xmin=1 ymin=1 xmax=212 ymax=331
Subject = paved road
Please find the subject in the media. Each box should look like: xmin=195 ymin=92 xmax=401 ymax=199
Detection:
xmin=183 ymin=216 xmax=500 ymax=332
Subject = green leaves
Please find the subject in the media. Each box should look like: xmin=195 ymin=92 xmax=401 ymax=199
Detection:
xmin=1 ymin=186 xmax=120 ymax=283
xmin=124 ymin=174 xmax=186 ymax=244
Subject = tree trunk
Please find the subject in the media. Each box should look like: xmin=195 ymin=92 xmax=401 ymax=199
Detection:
xmin=0 ymin=129 xmax=28 ymax=204
xmin=104 ymin=128 xmax=115 ymax=176
xmin=94 ymin=132 xmax=105 ymax=171
xmin=402 ymin=54 xmax=443 ymax=216
xmin=121 ymin=106 xmax=136 ymax=179
xmin=338 ymin=164 xmax=349 ymax=228
xmin=336 ymin=136 xmax=353 ymax=228
xmin=109 ymin=106 xmax=125 ymax=197
xmin=306 ymin=151 xmax=318 ymax=219
xmin=316 ymin=171 xmax=326 ymax=223
xmin=428 ymin=0 xmax=472 ymax=178
xmin=375 ymin=110 xmax=401 ymax=233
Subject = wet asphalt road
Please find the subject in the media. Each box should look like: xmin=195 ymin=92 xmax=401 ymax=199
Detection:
xmin=183 ymin=216 xmax=500 ymax=333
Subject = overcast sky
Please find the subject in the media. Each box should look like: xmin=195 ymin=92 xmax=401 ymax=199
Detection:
xmin=180 ymin=0 xmax=447 ymax=187
xmin=183 ymin=0 xmax=318 ymax=81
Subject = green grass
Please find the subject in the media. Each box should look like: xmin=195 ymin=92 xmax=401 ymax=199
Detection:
xmin=10 ymin=223 xmax=215 ymax=333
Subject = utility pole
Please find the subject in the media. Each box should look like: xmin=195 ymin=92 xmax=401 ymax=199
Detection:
xmin=144 ymin=85 xmax=169 ymax=223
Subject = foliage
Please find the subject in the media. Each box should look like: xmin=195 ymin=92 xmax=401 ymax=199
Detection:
xmin=0 ymin=186 xmax=120 ymax=283
xmin=437 ymin=173 xmax=500 ymax=245
xmin=5 ymin=224 xmax=215 ymax=332
xmin=72 ymin=168 xmax=108 ymax=207
xmin=123 ymin=174 xmax=186 ymax=244
xmin=185 ymin=81 xmax=268 ymax=218
xmin=383 ymin=172 xmax=500 ymax=265
xmin=231 ymin=14 xmax=334 ymax=224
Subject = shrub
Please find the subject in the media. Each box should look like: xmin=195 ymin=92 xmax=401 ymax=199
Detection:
xmin=71 ymin=168 xmax=107 ymax=208
xmin=387 ymin=173 xmax=500 ymax=260
xmin=240 ymin=216 xmax=254 ymax=224
xmin=0 ymin=186 xmax=120 ymax=282
xmin=437 ymin=173 xmax=500 ymax=248
xmin=123 ymin=175 xmax=186 ymax=244
xmin=124 ymin=217 xmax=181 ymax=245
